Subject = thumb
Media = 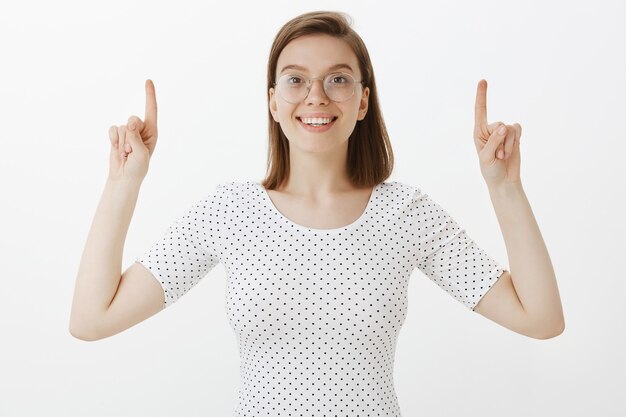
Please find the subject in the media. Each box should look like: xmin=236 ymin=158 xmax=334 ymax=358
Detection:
xmin=484 ymin=123 xmax=507 ymax=159
xmin=125 ymin=117 xmax=147 ymax=156
xmin=127 ymin=115 xmax=146 ymax=133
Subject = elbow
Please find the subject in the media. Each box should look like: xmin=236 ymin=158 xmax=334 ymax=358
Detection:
xmin=532 ymin=321 xmax=565 ymax=340
xmin=69 ymin=328 xmax=99 ymax=342
xmin=69 ymin=321 xmax=101 ymax=342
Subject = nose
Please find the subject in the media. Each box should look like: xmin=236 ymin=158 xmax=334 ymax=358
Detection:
xmin=304 ymin=78 xmax=330 ymax=105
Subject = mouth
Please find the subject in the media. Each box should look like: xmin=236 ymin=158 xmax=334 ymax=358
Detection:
xmin=296 ymin=116 xmax=338 ymax=132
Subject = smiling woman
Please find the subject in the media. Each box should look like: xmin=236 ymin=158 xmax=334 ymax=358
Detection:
xmin=263 ymin=12 xmax=392 ymax=195
xmin=266 ymin=33 xmax=374 ymax=181
xmin=70 ymin=8 xmax=563 ymax=417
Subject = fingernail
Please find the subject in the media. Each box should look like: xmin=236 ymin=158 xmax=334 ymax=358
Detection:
xmin=498 ymin=125 xmax=506 ymax=134
xmin=128 ymin=122 xmax=135 ymax=130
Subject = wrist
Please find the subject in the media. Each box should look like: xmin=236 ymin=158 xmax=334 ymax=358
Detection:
xmin=106 ymin=177 xmax=143 ymax=192
xmin=487 ymin=181 xmax=524 ymax=197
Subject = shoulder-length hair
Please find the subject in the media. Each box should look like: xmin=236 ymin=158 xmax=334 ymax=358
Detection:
xmin=261 ymin=10 xmax=394 ymax=190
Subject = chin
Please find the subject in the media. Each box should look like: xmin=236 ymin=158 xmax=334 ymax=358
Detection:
xmin=287 ymin=135 xmax=350 ymax=154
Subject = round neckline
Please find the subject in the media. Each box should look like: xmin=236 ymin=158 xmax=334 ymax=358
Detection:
xmin=251 ymin=181 xmax=380 ymax=234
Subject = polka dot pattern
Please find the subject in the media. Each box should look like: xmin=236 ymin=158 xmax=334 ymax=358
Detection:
xmin=136 ymin=180 xmax=505 ymax=416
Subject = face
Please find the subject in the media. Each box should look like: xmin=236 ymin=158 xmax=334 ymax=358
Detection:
xmin=269 ymin=34 xmax=370 ymax=153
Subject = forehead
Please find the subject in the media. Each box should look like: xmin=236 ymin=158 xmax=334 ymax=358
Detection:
xmin=276 ymin=34 xmax=360 ymax=76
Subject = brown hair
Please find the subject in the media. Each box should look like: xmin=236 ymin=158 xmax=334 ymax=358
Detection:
xmin=261 ymin=10 xmax=394 ymax=190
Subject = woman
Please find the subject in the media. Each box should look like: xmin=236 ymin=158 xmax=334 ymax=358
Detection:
xmin=70 ymin=10 xmax=565 ymax=416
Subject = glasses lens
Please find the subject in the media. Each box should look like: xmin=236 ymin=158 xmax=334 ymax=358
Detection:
xmin=276 ymin=72 xmax=356 ymax=103
xmin=276 ymin=74 xmax=306 ymax=103
xmin=324 ymin=73 xmax=354 ymax=102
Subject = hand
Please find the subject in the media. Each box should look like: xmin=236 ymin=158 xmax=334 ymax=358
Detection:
xmin=473 ymin=79 xmax=522 ymax=188
xmin=107 ymin=79 xmax=159 ymax=182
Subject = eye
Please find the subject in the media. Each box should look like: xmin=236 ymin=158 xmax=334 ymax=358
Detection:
xmin=286 ymin=75 xmax=304 ymax=85
xmin=329 ymin=74 xmax=349 ymax=84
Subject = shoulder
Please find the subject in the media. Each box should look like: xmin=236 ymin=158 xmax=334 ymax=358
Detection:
xmin=377 ymin=180 xmax=423 ymax=203
xmin=379 ymin=180 xmax=420 ymax=192
xmin=204 ymin=180 xmax=250 ymax=199
xmin=204 ymin=180 xmax=266 ymax=210
xmin=189 ymin=181 xmax=241 ymax=212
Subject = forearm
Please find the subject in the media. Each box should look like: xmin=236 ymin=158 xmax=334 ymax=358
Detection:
xmin=488 ymin=181 xmax=565 ymax=334
xmin=69 ymin=179 xmax=142 ymax=335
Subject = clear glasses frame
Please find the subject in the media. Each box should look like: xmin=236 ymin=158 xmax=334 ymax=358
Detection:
xmin=273 ymin=72 xmax=365 ymax=103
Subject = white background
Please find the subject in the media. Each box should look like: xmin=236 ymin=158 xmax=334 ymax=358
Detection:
xmin=1 ymin=0 xmax=624 ymax=416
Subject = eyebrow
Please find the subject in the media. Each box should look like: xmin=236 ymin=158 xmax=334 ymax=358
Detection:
xmin=279 ymin=63 xmax=355 ymax=75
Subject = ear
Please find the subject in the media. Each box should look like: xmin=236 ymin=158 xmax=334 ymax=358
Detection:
xmin=357 ymin=86 xmax=370 ymax=121
xmin=269 ymin=87 xmax=279 ymax=122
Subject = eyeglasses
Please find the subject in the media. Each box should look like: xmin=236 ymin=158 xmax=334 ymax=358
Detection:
xmin=273 ymin=72 xmax=364 ymax=103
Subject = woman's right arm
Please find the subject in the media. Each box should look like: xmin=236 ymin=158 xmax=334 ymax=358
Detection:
xmin=69 ymin=80 xmax=162 ymax=341
xmin=69 ymin=179 xmax=165 ymax=341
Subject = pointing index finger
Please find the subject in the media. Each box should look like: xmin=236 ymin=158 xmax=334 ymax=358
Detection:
xmin=145 ymin=79 xmax=158 ymax=127
xmin=474 ymin=79 xmax=488 ymax=131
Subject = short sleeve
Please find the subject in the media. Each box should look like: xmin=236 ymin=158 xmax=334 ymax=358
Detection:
xmin=135 ymin=183 xmax=229 ymax=309
xmin=408 ymin=187 xmax=506 ymax=311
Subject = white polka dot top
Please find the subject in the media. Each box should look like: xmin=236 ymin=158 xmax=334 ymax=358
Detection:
xmin=136 ymin=180 xmax=505 ymax=416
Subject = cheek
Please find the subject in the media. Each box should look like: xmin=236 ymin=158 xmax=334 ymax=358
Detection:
xmin=342 ymin=105 xmax=361 ymax=123
xmin=279 ymin=108 xmax=295 ymax=124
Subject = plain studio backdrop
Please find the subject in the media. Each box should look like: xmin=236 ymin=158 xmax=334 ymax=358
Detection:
xmin=1 ymin=0 xmax=624 ymax=416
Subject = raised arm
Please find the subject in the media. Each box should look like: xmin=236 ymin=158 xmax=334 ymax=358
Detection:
xmin=69 ymin=80 xmax=165 ymax=341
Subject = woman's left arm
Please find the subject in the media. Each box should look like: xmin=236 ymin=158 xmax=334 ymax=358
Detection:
xmin=471 ymin=79 xmax=565 ymax=339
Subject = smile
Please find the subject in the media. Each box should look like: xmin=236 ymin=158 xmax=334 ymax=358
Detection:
xmin=296 ymin=116 xmax=338 ymax=132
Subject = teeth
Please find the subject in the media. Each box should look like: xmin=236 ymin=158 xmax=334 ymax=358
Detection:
xmin=300 ymin=117 xmax=333 ymax=125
